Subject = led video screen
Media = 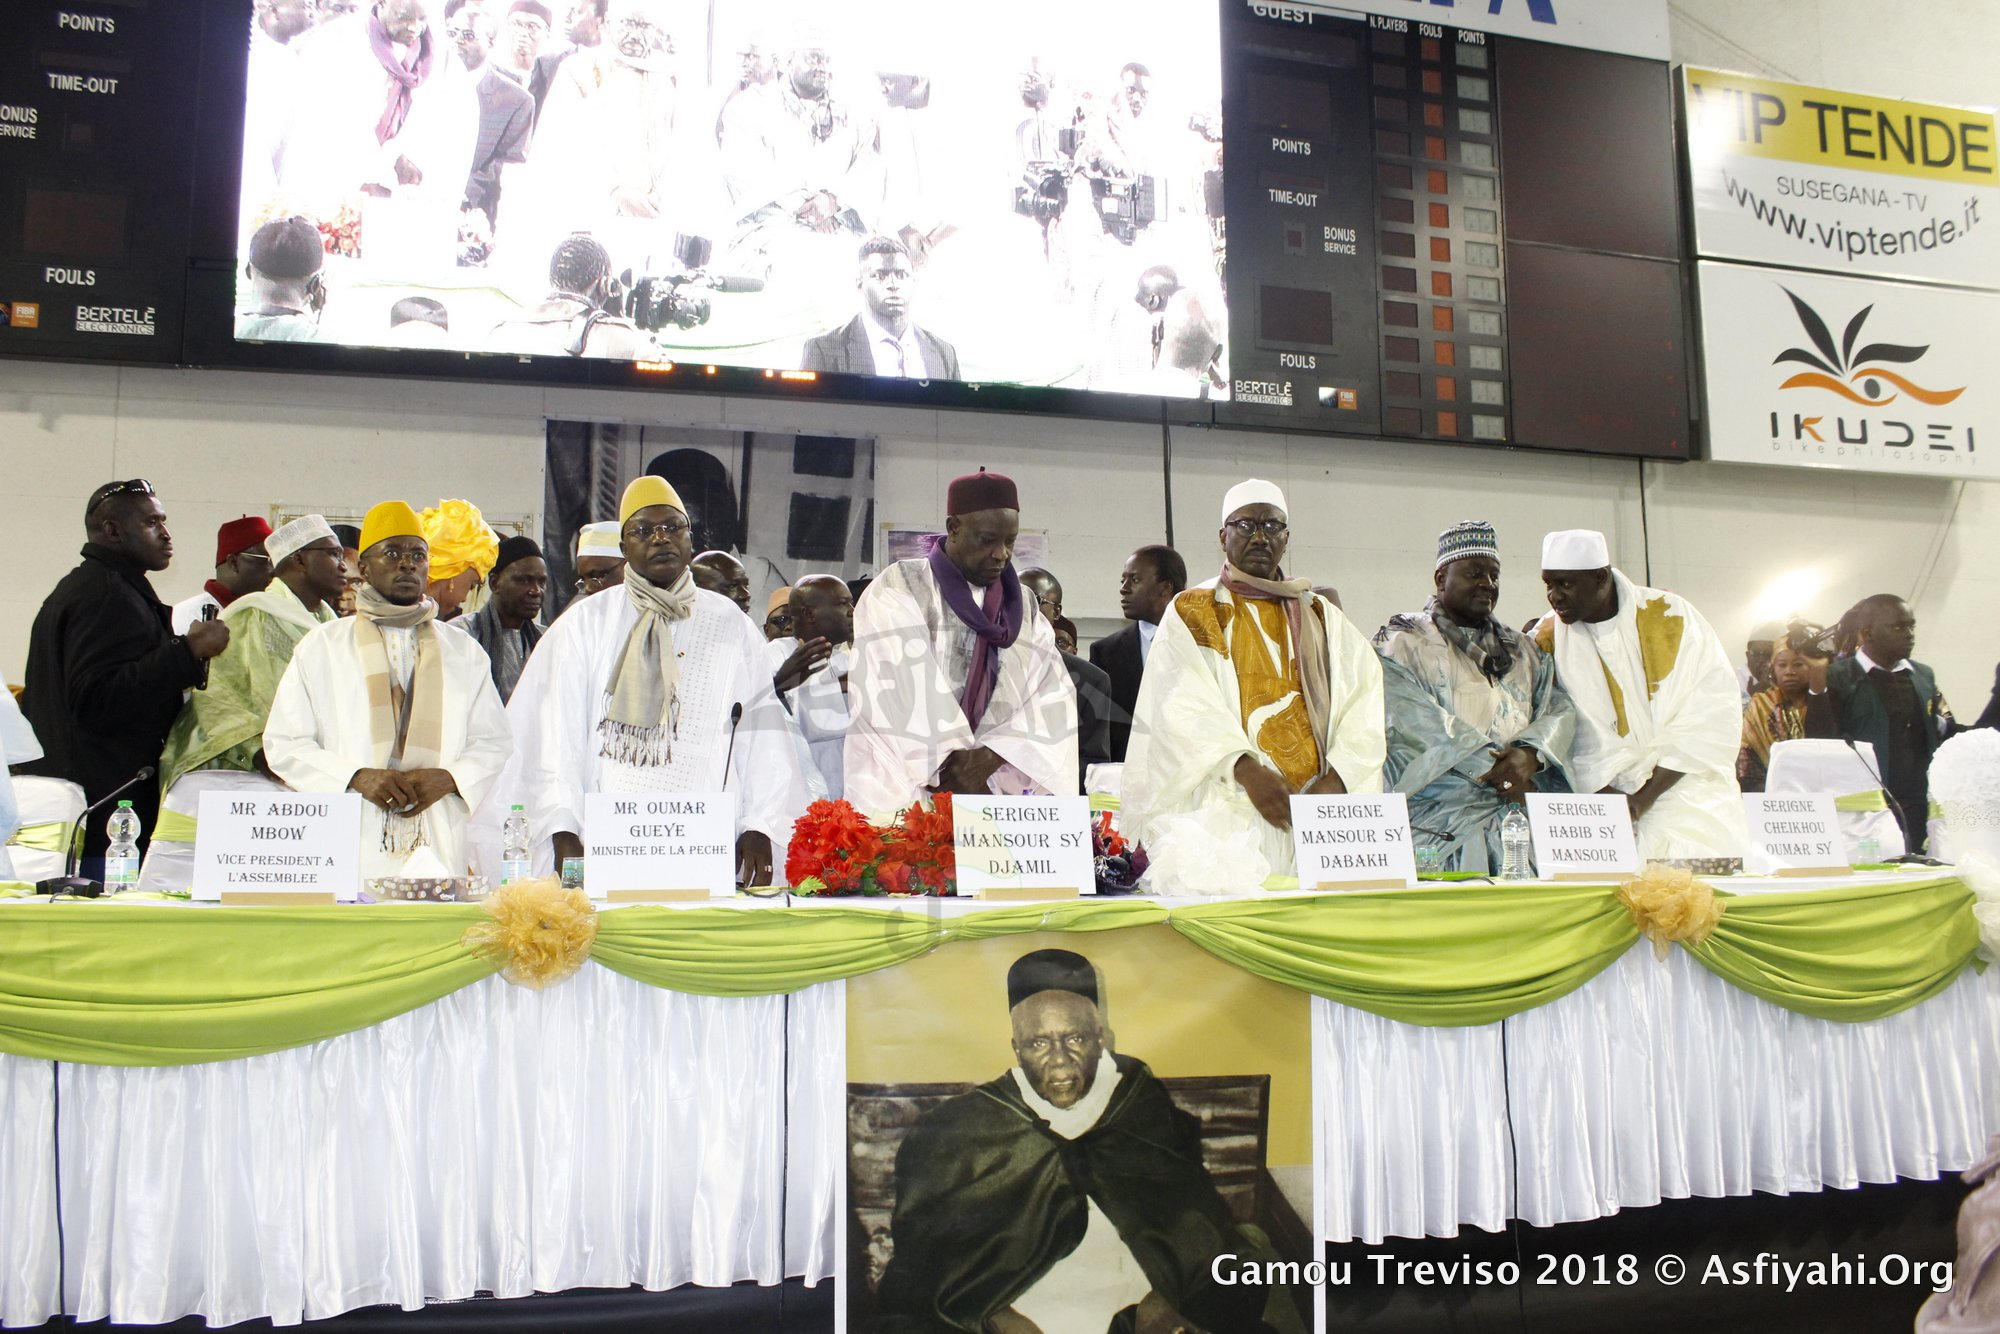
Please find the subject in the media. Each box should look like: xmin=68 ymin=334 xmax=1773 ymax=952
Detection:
xmin=231 ymin=0 xmax=1228 ymax=396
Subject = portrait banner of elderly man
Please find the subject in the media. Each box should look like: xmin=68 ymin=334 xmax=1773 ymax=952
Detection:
xmin=263 ymin=501 xmax=514 ymax=878
xmin=1535 ymin=528 xmax=1749 ymax=863
xmin=1122 ymin=479 xmax=1384 ymax=893
xmin=844 ymin=468 xmax=1077 ymax=815
xmin=1374 ymin=521 xmax=1577 ymax=873
xmin=852 ymin=943 xmax=1311 ymax=1334
xmin=507 ymin=476 xmax=797 ymax=886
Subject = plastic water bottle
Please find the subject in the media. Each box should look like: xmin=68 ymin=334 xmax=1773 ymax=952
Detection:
xmin=1500 ymin=805 xmax=1533 ymax=881
xmin=104 ymin=800 xmax=141 ymax=892
xmin=500 ymin=805 xmax=531 ymax=885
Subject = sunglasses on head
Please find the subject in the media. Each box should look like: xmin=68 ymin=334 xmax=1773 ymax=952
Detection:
xmin=86 ymin=479 xmax=156 ymax=516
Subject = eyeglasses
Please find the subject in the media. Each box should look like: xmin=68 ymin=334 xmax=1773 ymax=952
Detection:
xmin=85 ymin=479 xmax=156 ymax=515
xmin=232 ymin=550 xmax=272 ymax=566
xmin=576 ymin=568 xmax=622 ymax=591
xmin=622 ymin=519 xmax=690 ymax=543
xmin=1224 ymin=517 xmax=1288 ymax=538
xmin=444 ymin=23 xmax=478 ymax=38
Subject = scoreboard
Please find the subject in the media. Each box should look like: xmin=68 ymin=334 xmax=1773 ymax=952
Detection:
xmin=1214 ymin=2 xmax=1689 ymax=455
xmin=0 ymin=1 xmax=206 ymax=361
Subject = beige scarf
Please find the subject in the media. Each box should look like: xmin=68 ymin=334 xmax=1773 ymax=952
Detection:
xmin=600 ymin=565 xmax=698 ymax=766
xmin=1219 ymin=563 xmax=1334 ymax=766
xmin=354 ymin=584 xmax=443 ymax=854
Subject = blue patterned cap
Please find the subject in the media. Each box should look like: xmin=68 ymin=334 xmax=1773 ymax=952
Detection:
xmin=1436 ymin=520 xmax=1500 ymax=571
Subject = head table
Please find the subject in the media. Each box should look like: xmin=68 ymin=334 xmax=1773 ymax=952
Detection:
xmin=0 ymin=868 xmax=1991 ymax=1328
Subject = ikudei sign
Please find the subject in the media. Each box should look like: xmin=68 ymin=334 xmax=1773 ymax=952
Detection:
xmin=1682 ymin=67 xmax=1999 ymax=290
xmin=1697 ymin=261 xmax=1998 ymax=481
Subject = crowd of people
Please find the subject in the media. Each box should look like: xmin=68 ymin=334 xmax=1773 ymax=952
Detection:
xmin=5 ymin=468 xmax=1985 ymax=888
xmin=234 ymin=0 xmax=1228 ymax=393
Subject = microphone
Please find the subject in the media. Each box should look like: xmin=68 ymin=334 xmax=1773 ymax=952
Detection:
xmin=708 ymin=274 xmax=765 ymax=294
xmin=720 ymin=702 xmax=744 ymax=790
xmin=38 ymin=764 xmax=156 ymax=897
xmin=1841 ymin=738 xmax=1924 ymax=861
xmin=195 ymin=602 xmax=219 ymax=690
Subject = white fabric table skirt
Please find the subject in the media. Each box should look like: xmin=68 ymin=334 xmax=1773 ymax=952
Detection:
xmin=0 ymin=968 xmax=845 ymax=1329
xmin=1317 ymin=941 xmax=2000 ymax=1244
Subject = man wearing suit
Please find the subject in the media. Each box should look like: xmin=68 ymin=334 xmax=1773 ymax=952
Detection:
xmin=1825 ymin=593 xmax=1954 ymax=852
xmin=801 ymin=235 xmax=961 ymax=380
xmin=1089 ymin=544 xmax=1186 ymax=761
xmin=1052 ymin=616 xmax=1115 ymax=787
xmin=441 ymin=0 xmax=538 ymax=227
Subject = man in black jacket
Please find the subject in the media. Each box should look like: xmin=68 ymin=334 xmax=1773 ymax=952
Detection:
xmin=18 ymin=481 xmax=231 ymax=862
xmin=1090 ymin=544 xmax=1185 ymax=761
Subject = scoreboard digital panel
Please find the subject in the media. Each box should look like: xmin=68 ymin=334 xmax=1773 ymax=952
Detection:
xmin=0 ymin=0 xmax=1690 ymax=460
xmin=1214 ymin=3 xmax=1688 ymax=454
xmin=0 ymin=1 xmax=202 ymax=362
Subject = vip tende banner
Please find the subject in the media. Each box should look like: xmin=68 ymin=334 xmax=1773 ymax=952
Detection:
xmin=1683 ymin=67 xmax=1999 ymax=290
xmin=1698 ymin=260 xmax=1995 ymax=480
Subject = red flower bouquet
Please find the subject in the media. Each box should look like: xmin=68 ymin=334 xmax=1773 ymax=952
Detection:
xmin=788 ymin=794 xmax=958 ymax=896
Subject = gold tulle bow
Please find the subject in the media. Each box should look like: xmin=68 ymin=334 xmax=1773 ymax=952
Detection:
xmin=461 ymin=878 xmax=599 ymax=988
xmin=1616 ymin=862 xmax=1725 ymax=960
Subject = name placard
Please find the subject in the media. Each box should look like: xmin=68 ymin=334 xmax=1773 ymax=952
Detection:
xmin=1524 ymin=793 xmax=1640 ymax=879
xmin=1743 ymin=794 xmax=1849 ymax=875
xmin=953 ymin=796 xmax=1094 ymax=899
xmin=584 ymin=792 xmax=737 ymax=900
xmin=1290 ymin=794 xmax=1416 ymax=890
xmin=193 ymin=791 xmax=363 ymax=903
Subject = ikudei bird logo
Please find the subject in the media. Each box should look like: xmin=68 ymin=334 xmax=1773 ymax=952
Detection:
xmin=1772 ymin=287 xmax=1965 ymax=407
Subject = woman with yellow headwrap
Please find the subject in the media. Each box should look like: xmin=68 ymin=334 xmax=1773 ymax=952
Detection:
xmin=421 ymin=499 xmax=500 ymax=622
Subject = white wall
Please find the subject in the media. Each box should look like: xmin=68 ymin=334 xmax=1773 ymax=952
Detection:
xmin=3 ymin=0 xmax=1997 ymax=711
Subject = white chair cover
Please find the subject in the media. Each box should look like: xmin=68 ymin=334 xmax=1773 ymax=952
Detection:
xmin=1766 ymin=738 xmax=1905 ymax=860
xmin=136 ymin=770 xmax=286 ymax=895
xmin=6 ymin=776 xmax=86 ymax=882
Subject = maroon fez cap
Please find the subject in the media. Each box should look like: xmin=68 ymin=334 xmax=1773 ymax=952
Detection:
xmin=216 ymin=515 xmax=274 ymax=564
xmin=946 ymin=467 xmax=1019 ymax=516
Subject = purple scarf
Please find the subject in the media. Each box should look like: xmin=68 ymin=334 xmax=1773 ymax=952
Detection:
xmin=927 ymin=536 xmax=1021 ymax=729
xmin=368 ymin=14 xmax=435 ymax=145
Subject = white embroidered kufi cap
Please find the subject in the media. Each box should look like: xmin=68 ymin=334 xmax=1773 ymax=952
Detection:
xmin=1540 ymin=529 xmax=1611 ymax=571
xmin=1221 ymin=478 xmax=1287 ymax=524
xmin=266 ymin=514 xmax=337 ymax=567
xmin=577 ymin=521 xmax=623 ymax=558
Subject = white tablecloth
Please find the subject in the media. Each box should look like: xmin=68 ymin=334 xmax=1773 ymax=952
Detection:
xmin=1317 ymin=941 xmax=2000 ymax=1244
xmin=5 ymin=875 xmax=1997 ymax=1326
xmin=0 ymin=967 xmax=846 ymax=1329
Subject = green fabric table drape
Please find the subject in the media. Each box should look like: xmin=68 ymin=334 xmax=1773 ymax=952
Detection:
xmin=0 ymin=903 xmax=494 ymax=1065
xmin=1690 ymin=874 xmax=1979 ymax=1021
xmin=1166 ymin=882 xmax=1642 ymax=1027
xmin=0 ymin=875 xmax=1978 ymax=1066
xmin=591 ymin=899 xmax=1168 ymax=995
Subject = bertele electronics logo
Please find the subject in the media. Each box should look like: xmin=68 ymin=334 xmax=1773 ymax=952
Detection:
xmin=1773 ymin=288 xmax=1963 ymax=407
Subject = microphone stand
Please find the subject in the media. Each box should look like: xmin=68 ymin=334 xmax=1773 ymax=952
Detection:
xmin=37 ymin=765 xmax=156 ymax=897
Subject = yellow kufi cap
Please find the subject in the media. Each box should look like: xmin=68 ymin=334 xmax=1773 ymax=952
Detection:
xmin=358 ymin=500 xmax=425 ymax=554
xmin=420 ymin=498 xmax=500 ymax=581
xmin=620 ymin=475 xmax=687 ymax=525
